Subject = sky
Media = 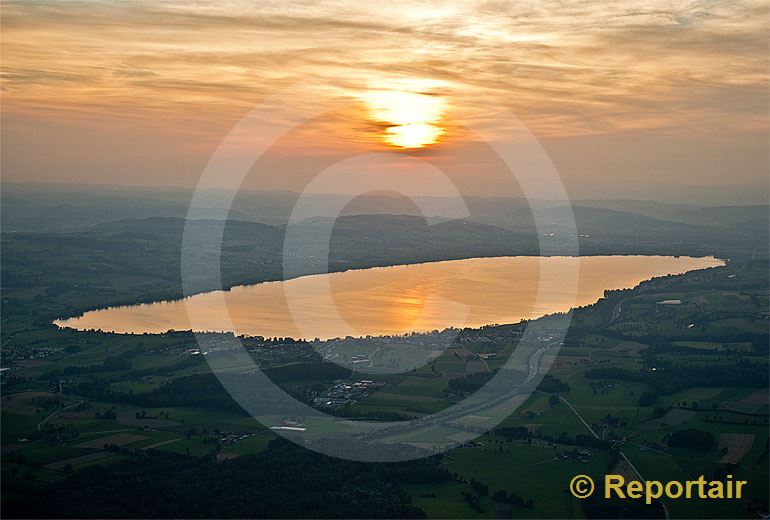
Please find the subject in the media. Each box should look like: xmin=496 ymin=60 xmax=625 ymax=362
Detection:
xmin=2 ymin=0 xmax=768 ymax=201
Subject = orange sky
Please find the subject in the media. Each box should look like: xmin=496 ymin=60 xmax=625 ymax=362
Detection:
xmin=1 ymin=0 xmax=768 ymax=199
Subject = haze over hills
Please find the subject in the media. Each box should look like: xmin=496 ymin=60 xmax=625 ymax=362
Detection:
xmin=669 ymin=205 xmax=770 ymax=227
xmin=3 ymin=209 xmax=764 ymax=322
xmin=3 ymin=182 xmax=766 ymax=326
xmin=2 ymin=182 xmax=767 ymax=234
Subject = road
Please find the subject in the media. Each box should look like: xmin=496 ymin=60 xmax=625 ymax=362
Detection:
xmin=362 ymin=344 xmax=551 ymax=441
xmin=560 ymin=396 xmax=670 ymax=519
xmin=559 ymin=396 xmax=600 ymax=438
xmin=37 ymin=400 xmax=83 ymax=431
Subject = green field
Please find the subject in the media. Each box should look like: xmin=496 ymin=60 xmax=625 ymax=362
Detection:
xmin=2 ymin=254 xmax=768 ymax=518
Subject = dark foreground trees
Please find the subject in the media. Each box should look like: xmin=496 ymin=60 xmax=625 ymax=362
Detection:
xmin=667 ymin=428 xmax=716 ymax=452
xmin=2 ymin=438 xmax=452 ymax=518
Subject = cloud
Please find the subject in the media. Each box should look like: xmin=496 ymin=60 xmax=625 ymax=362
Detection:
xmin=1 ymin=0 xmax=767 ymax=191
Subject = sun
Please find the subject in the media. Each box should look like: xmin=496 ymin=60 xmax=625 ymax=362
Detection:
xmin=386 ymin=123 xmax=443 ymax=148
xmin=362 ymin=88 xmax=446 ymax=149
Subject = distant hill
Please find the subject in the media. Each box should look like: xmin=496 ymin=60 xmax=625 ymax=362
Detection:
xmin=4 ymin=182 xmax=760 ymax=234
xmin=535 ymin=206 xmax=699 ymax=234
xmin=1 ymin=192 xmax=253 ymax=232
xmin=2 ymin=210 xmax=764 ymax=319
xmin=77 ymin=210 xmax=758 ymax=267
xmin=2 ymin=185 xmax=765 ymax=271
xmin=556 ymin=199 xmax=696 ymax=220
xmin=669 ymin=205 xmax=769 ymax=227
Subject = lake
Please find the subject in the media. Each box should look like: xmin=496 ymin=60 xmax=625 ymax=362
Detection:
xmin=54 ymin=255 xmax=723 ymax=340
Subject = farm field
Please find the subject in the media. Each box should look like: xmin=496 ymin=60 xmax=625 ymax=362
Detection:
xmin=2 ymin=255 xmax=768 ymax=518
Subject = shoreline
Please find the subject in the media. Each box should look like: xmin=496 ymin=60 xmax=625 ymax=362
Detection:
xmin=54 ymin=254 xmax=726 ymax=340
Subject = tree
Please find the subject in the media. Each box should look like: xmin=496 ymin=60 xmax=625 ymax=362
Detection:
xmin=638 ymin=391 xmax=658 ymax=407
xmin=668 ymin=429 xmax=715 ymax=452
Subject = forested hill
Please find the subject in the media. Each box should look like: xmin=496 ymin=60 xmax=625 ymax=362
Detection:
xmin=2 ymin=210 xmax=765 ymax=322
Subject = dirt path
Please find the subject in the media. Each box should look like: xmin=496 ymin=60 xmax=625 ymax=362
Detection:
xmin=37 ymin=400 xmax=83 ymax=431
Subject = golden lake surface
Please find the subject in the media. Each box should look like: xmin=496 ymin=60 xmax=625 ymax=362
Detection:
xmin=55 ymin=255 xmax=723 ymax=340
